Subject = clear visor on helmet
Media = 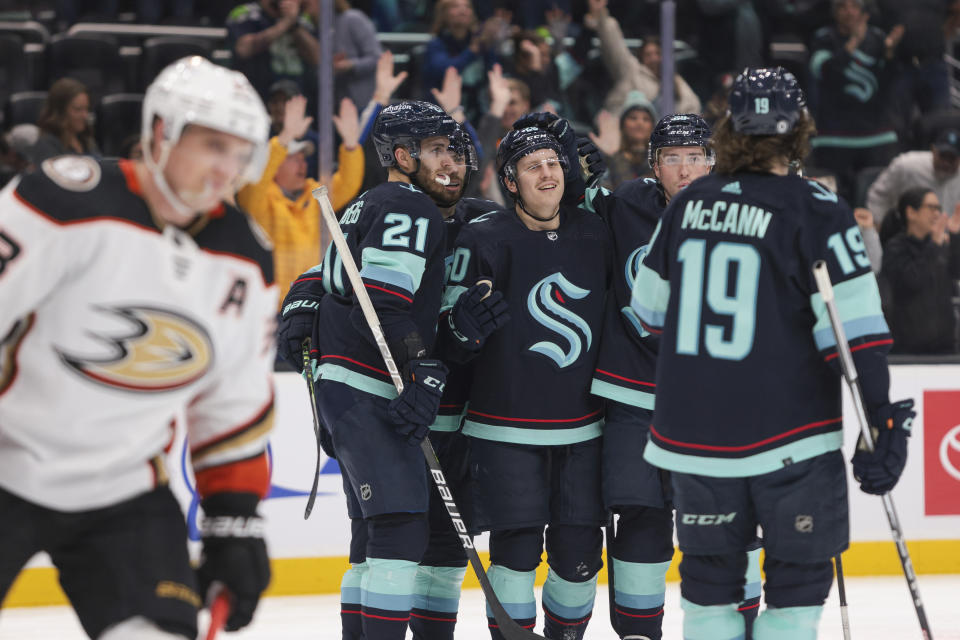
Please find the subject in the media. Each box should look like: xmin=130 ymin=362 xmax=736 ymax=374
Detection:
xmin=654 ymin=146 xmax=716 ymax=167
xmin=517 ymin=154 xmax=568 ymax=176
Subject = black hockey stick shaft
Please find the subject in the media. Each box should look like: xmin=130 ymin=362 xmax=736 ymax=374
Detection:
xmin=302 ymin=338 xmax=323 ymax=520
xmin=834 ymin=554 xmax=851 ymax=640
xmin=312 ymin=186 xmax=544 ymax=640
xmin=812 ymin=261 xmax=933 ymax=640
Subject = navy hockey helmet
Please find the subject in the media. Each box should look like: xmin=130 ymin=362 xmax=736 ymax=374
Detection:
xmin=496 ymin=126 xmax=568 ymax=193
xmin=372 ymin=100 xmax=459 ymax=167
xmin=648 ymin=113 xmax=714 ymax=167
xmin=727 ymin=67 xmax=807 ymax=135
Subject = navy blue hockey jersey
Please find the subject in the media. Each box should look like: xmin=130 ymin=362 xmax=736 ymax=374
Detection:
xmin=432 ymin=197 xmax=501 ymax=431
xmin=631 ymin=172 xmax=892 ymax=477
xmin=446 ymin=205 xmax=612 ymax=445
xmin=313 ymin=181 xmax=447 ymax=398
xmin=582 ymin=178 xmax=664 ymax=410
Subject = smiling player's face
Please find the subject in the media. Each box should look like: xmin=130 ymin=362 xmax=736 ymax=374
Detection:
xmin=509 ymin=148 xmax=565 ymax=209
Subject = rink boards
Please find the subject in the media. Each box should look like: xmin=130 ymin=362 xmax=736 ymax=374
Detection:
xmin=6 ymin=365 xmax=960 ymax=607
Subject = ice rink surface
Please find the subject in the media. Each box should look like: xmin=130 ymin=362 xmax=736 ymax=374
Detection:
xmin=1 ymin=575 xmax=958 ymax=639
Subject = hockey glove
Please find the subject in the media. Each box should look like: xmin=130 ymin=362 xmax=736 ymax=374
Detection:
xmin=277 ymin=295 xmax=321 ymax=373
xmin=447 ymin=281 xmax=511 ymax=349
xmin=852 ymin=399 xmax=915 ymax=495
xmin=197 ymin=493 xmax=270 ymax=631
xmin=577 ymin=135 xmax=606 ymax=189
xmin=387 ymin=359 xmax=449 ymax=444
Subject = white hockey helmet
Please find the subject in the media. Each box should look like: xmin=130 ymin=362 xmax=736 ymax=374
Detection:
xmin=142 ymin=56 xmax=270 ymax=189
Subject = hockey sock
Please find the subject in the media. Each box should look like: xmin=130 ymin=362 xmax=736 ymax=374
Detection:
xmin=410 ymin=565 xmax=467 ymax=640
xmin=541 ymin=567 xmax=598 ymax=640
xmin=486 ymin=564 xmax=537 ymax=640
xmin=610 ymin=558 xmax=671 ymax=639
xmin=752 ymin=605 xmax=822 ymax=640
xmin=608 ymin=506 xmax=674 ymax=639
xmin=680 ymin=599 xmax=744 ymax=640
xmin=341 ymin=561 xmax=369 ymax=640
xmin=738 ymin=546 xmax=762 ymax=639
xmin=360 ymin=558 xmax=418 ymax=640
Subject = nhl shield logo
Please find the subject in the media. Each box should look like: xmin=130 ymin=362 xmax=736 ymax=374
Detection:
xmin=360 ymin=484 xmax=372 ymax=501
xmin=795 ymin=515 xmax=814 ymax=533
xmin=546 ymin=231 xmax=558 ymax=241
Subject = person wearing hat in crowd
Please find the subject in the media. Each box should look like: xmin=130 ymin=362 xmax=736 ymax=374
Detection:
xmin=808 ymin=0 xmax=904 ymax=203
xmin=236 ymin=94 xmax=364 ymax=307
xmin=589 ymin=90 xmax=659 ymax=189
xmin=866 ymin=127 xmax=960 ymax=240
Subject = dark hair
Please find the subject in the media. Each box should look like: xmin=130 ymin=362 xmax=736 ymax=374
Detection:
xmin=37 ymin=77 xmax=95 ymax=152
xmin=896 ymin=186 xmax=934 ymax=222
xmin=711 ymin=110 xmax=816 ymax=175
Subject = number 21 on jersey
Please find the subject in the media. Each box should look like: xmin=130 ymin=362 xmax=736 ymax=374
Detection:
xmin=382 ymin=213 xmax=429 ymax=252
xmin=676 ymin=240 xmax=760 ymax=361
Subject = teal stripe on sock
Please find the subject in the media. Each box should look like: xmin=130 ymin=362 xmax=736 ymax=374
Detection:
xmin=362 ymin=557 xmax=418 ymax=612
xmin=754 ymin=605 xmax=823 ymax=640
xmin=542 ymin=568 xmax=597 ymax=620
xmin=486 ymin=565 xmax=536 ymax=620
xmin=413 ymin=565 xmax=467 ymax=613
xmin=341 ymin=562 xmax=368 ymax=605
xmin=681 ymin=598 xmax=745 ymax=640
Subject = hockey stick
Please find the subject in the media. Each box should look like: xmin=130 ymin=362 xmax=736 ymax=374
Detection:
xmin=311 ymin=186 xmax=544 ymax=640
xmin=812 ymin=260 xmax=934 ymax=640
xmin=302 ymin=337 xmax=323 ymax=520
xmin=834 ymin=554 xmax=851 ymax=640
xmin=204 ymin=591 xmax=230 ymax=640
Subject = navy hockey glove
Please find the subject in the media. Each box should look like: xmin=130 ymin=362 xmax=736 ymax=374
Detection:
xmin=277 ymin=295 xmax=320 ymax=373
xmin=577 ymin=135 xmax=606 ymax=189
xmin=387 ymin=359 xmax=448 ymax=444
xmin=197 ymin=493 xmax=270 ymax=631
xmin=852 ymin=399 xmax=915 ymax=495
xmin=447 ymin=281 xmax=511 ymax=349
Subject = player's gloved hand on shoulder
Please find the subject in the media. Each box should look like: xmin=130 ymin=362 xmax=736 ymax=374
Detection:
xmin=577 ymin=135 xmax=606 ymax=189
xmin=448 ymin=281 xmax=510 ymax=349
xmin=387 ymin=359 xmax=448 ymax=444
xmin=197 ymin=492 xmax=271 ymax=631
xmin=276 ymin=295 xmax=320 ymax=373
xmin=852 ymin=399 xmax=915 ymax=495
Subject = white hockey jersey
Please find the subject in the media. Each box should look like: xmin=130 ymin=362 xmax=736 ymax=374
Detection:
xmin=0 ymin=157 xmax=278 ymax=512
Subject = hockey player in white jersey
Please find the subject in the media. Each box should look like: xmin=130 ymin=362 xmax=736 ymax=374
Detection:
xmin=0 ymin=57 xmax=276 ymax=638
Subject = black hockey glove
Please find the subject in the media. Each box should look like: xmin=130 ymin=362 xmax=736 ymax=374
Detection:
xmin=447 ymin=281 xmax=511 ymax=349
xmin=577 ymin=135 xmax=606 ymax=189
xmin=197 ymin=493 xmax=271 ymax=631
xmin=852 ymin=399 xmax=915 ymax=495
xmin=277 ymin=294 xmax=321 ymax=373
xmin=387 ymin=359 xmax=449 ymax=444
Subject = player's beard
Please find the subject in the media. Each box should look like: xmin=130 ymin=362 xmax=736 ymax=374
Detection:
xmin=417 ymin=164 xmax=466 ymax=209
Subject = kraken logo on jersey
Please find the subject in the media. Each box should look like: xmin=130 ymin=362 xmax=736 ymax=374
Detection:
xmin=526 ymin=272 xmax=592 ymax=368
xmin=621 ymin=245 xmax=651 ymax=338
xmin=57 ymin=306 xmax=214 ymax=392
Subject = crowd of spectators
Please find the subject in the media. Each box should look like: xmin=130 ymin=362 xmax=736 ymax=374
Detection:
xmin=2 ymin=0 xmax=960 ymax=355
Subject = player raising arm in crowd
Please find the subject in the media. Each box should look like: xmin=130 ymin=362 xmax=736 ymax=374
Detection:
xmin=0 ymin=57 xmax=276 ymax=639
xmin=631 ymin=67 xmax=914 ymax=640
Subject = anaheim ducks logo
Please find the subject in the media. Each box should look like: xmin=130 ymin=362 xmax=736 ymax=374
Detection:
xmin=58 ymin=306 xmax=214 ymax=392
